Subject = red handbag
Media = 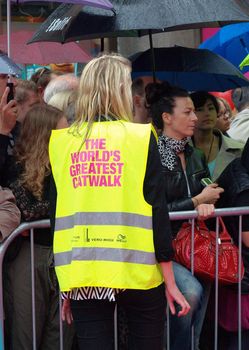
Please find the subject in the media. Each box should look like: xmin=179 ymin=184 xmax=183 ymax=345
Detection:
xmin=172 ymin=218 xmax=244 ymax=284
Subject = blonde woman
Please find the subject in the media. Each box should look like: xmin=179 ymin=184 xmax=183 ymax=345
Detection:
xmin=3 ymin=104 xmax=72 ymax=350
xmin=215 ymin=97 xmax=232 ymax=135
xmin=49 ymin=54 xmax=190 ymax=350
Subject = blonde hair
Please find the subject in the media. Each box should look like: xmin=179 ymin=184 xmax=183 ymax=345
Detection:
xmin=73 ymin=53 xmax=133 ymax=140
xmin=217 ymin=97 xmax=233 ymax=119
xmin=48 ymin=90 xmax=75 ymax=112
xmin=14 ymin=104 xmax=63 ymax=199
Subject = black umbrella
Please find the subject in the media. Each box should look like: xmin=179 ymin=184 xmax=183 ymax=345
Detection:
xmin=130 ymin=46 xmax=249 ymax=92
xmin=28 ymin=0 xmax=249 ymax=44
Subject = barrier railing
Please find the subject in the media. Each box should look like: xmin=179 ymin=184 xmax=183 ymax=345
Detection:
xmin=0 ymin=207 xmax=248 ymax=350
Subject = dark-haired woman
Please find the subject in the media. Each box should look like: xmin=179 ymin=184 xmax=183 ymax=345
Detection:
xmin=146 ymin=82 xmax=224 ymax=350
xmin=190 ymin=91 xmax=244 ymax=181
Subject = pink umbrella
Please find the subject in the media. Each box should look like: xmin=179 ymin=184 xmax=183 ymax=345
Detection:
xmin=0 ymin=30 xmax=92 ymax=64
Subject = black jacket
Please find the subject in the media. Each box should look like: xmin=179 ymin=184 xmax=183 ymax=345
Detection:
xmin=0 ymin=122 xmax=21 ymax=185
xmin=217 ymin=158 xmax=249 ymax=294
xmin=162 ymin=144 xmax=209 ymax=236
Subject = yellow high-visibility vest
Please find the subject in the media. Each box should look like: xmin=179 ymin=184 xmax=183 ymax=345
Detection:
xmin=49 ymin=121 xmax=163 ymax=292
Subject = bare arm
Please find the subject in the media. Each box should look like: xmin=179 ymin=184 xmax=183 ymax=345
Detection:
xmin=160 ymin=261 xmax=190 ymax=317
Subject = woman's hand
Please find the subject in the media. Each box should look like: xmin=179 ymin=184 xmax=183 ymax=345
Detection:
xmin=196 ymin=203 xmax=215 ymax=220
xmin=61 ymin=299 xmax=73 ymax=325
xmin=165 ymin=284 xmax=191 ymax=317
xmin=197 ymin=183 xmax=224 ymax=205
xmin=160 ymin=261 xmax=190 ymax=317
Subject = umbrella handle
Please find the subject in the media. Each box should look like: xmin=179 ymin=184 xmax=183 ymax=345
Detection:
xmin=148 ymin=30 xmax=156 ymax=82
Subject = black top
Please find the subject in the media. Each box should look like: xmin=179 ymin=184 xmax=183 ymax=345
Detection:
xmin=0 ymin=134 xmax=9 ymax=183
xmin=217 ymin=158 xmax=249 ymax=294
xmin=50 ymin=132 xmax=174 ymax=263
xmin=0 ymin=122 xmax=21 ymax=185
xmin=3 ymin=157 xmax=52 ymax=246
xmin=162 ymin=144 xmax=210 ymax=237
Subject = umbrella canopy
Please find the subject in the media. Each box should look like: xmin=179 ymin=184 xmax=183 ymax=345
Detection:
xmin=0 ymin=51 xmax=22 ymax=75
xmin=11 ymin=0 xmax=113 ymax=10
xmin=0 ymin=31 xmax=92 ymax=65
xmin=28 ymin=0 xmax=249 ymax=44
xmin=199 ymin=22 xmax=249 ymax=73
xmin=130 ymin=46 xmax=249 ymax=92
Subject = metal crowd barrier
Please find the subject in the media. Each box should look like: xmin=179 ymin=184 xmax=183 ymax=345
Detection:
xmin=0 ymin=207 xmax=248 ymax=350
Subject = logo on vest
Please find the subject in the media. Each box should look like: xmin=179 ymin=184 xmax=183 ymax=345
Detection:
xmin=116 ymin=234 xmax=127 ymax=243
xmin=83 ymin=228 xmax=115 ymax=243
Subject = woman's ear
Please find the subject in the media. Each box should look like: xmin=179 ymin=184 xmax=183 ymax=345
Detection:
xmin=162 ymin=112 xmax=172 ymax=125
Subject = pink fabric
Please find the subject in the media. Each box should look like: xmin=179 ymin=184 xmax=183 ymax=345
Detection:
xmin=210 ymin=90 xmax=235 ymax=111
xmin=201 ymin=28 xmax=220 ymax=41
xmin=0 ymin=31 xmax=92 ymax=65
xmin=218 ymin=288 xmax=249 ymax=331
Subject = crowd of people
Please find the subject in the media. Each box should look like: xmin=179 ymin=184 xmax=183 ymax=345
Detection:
xmin=0 ymin=53 xmax=249 ymax=350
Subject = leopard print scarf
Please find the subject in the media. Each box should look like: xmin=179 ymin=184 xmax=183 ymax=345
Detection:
xmin=158 ymin=134 xmax=190 ymax=171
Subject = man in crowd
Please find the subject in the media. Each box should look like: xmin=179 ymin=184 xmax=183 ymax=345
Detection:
xmin=228 ymin=86 xmax=249 ymax=143
xmin=15 ymin=80 xmax=39 ymax=123
xmin=43 ymin=73 xmax=79 ymax=104
xmin=132 ymin=76 xmax=154 ymax=123
xmin=0 ymin=76 xmax=40 ymax=182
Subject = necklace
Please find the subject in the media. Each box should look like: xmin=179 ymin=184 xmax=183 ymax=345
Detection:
xmin=207 ymin=134 xmax=215 ymax=163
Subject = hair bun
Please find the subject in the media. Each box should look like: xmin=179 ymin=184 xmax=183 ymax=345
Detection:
xmin=145 ymin=81 xmax=172 ymax=106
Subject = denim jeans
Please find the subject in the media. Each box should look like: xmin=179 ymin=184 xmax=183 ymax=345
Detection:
xmin=168 ymin=262 xmax=204 ymax=350
xmin=71 ymin=283 xmax=166 ymax=350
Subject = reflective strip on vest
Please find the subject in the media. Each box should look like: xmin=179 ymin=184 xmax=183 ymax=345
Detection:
xmin=54 ymin=247 xmax=157 ymax=266
xmin=55 ymin=212 xmax=152 ymax=231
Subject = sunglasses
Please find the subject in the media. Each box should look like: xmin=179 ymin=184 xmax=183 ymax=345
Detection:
xmin=38 ymin=67 xmax=50 ymax=78
xmin=217 ymin=111 xmax=232 ymax=120
xmin=0 ymin=74 xmax=16 ymax=79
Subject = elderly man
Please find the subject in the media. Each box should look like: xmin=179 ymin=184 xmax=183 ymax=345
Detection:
xmin=43 ymin=73 xmax=79 ymax=104
xmin=15 ymin=80 xmax=40 ymax=123
xmin=228 ymin=86 xmax=249 ymax=142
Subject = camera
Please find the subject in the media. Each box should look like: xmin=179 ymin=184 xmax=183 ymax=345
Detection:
xmin=6 ymin=82 xmax=14 ymax=103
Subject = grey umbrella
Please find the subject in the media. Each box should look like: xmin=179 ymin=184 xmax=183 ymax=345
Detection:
xmin=0 ymin=51 xmax=21 ymax=75
xmin=27 ymin=0 xmax=249 ymax=80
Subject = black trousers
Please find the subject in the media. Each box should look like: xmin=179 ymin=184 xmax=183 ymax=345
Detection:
xmin=71 ymin=283 xmax=166 ymax=350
